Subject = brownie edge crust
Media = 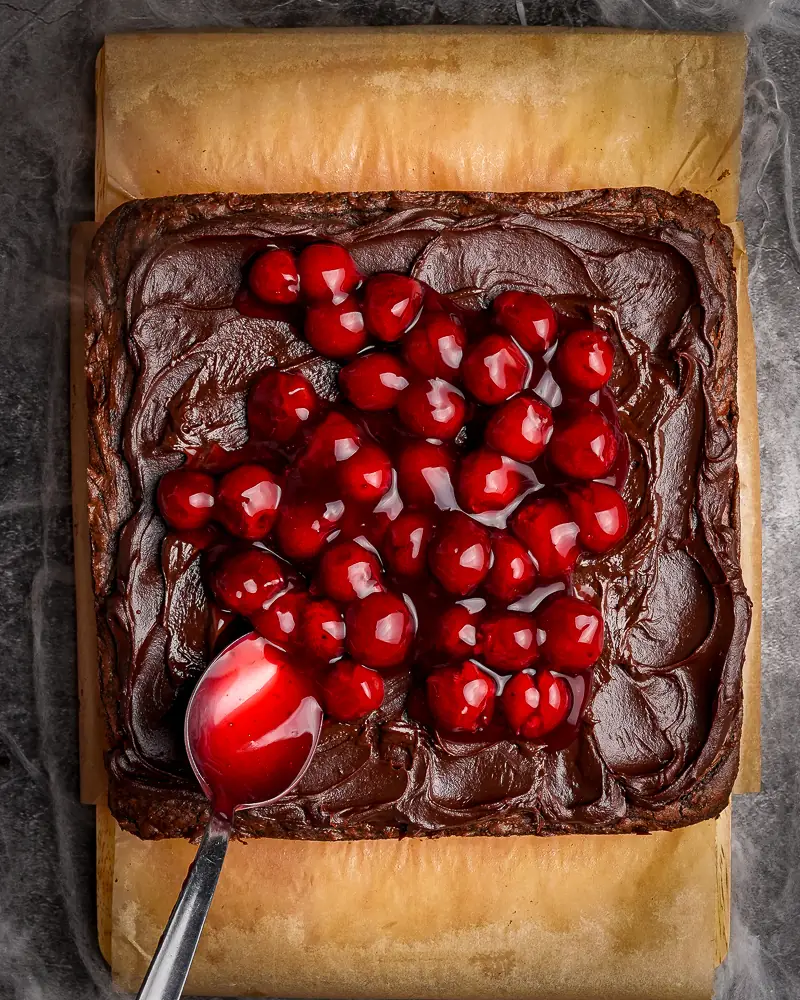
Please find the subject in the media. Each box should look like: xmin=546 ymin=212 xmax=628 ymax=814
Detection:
xmin=85 ymin=188 xmax=751 ymax=841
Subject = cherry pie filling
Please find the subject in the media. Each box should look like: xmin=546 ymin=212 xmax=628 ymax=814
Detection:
xmin=157 ymin=242 xmax=631 ymax=751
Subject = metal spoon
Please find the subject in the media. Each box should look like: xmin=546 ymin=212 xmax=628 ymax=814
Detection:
xmin=136 ymin=632 xmax=323 ymax=1000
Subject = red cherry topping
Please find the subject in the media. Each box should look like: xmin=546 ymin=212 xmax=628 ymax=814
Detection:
xmin=178 ymin=524 xmax=222 ymax=551
xmin=462 ymin=333 xmax=528 ymax=405
xmin=248 ymin=370 xmax=318 ymax=442
xmin=335 ymin=502 xmax=393 ymax=550
xmin=322 ymin=659 xmax=385 ymax=722
xmin=207 ymin=548 xmax=285 ymax=616
xmin=362 ymin=273 xmax=424 ymax=341
xmin=502 ymin=670 xmax=572 ymax=739
xmin=160 ymin=261 xmax=627 ymax=756
xmin=511 ymin=496 xmax=579 ymax=578
xmin=429 ymin=512 xmax=492 ymax=596
xmin=403 ymin=312 xmax=467 ymax=379
xmin=337 ymin=443 xmax=393 ymax=504
xmin=556 ymin=328 xmax=614 ymax=391
xmin=305 ymin=296 xmax=367 ymax=359
xmin=251 ymin=589 xmax=307 ymax=649
xmin=536 ymin=595 xmax=604 ymax=671
xmin=478 ymin=613 xmax=538 ymax=672
xmin=484 ymin=393 xmax=553 ymax=463
xmin=456 ymin=448 xmax=527 ymax=514
xmin=566 ymin=481 xmax=629 ymax=553
xmin=318 ymin=539 xmax=384 ymax=602
xmin=300 ymin=599 xmax=346 ymax=662
xmin=381 ymin=510 xmax=435 ymax=577
xmin=157 ymin=468 xmax=216 ymax=531
xmin=339 ymin=353 xmax=410 ymax=411
xmin=426 ymin=661 xmax=495 ymax=733
xmin=297 ymin=243 xmax=360 ymax=304
xmin=275 ymin=499 xmax=345 ymax=560
xmin=437 ymin=602 xmax=483 ymax=660
xmin=549 ymin=406 xmax=618 ymax=479
xmin=345 ymin=591 xmax=415 ymax=668
xmin=235 ymin=287 xmax=288 ymax=320
xmin=300 ymin=412 xmax=361 ymax=469
xmin=248 ymin=248 xmax=300 ymax=305
xmin=216 ymin=464 xmax=282 ymax=539
xmin=484 ymin=535 xmax=536 ymax=602
xmin=397 ymin=377 xmax=466 ymax=440
xmin=396 ymin=440 xmax=457 ymax=508
xmin=492 ymin=290 xmax=557 ymax=354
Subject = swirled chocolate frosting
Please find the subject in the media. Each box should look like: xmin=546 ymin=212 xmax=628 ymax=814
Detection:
xmin=85 ymin=189 xmax=749 ymax=840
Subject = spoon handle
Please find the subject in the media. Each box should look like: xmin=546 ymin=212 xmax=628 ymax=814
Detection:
xmin=136 ymin=812 xmax=232 ymax=1000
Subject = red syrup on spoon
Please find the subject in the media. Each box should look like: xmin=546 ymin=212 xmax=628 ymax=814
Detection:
xmin=185 ymin=632 xmax=323 ymax=819
xmin=136 ymin=633 xmax=323 ymax=1000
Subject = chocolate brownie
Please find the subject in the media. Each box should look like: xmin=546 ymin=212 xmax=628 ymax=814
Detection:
xmin=84 ymin=189 xmax=750 ymax=840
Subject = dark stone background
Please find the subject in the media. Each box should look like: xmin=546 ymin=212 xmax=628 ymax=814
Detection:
xmin=0 ymin=2 xmax=797 ymax=998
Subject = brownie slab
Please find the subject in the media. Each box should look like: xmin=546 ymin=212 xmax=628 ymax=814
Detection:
xmin=85 ymin=189 xmax=750 ymax=840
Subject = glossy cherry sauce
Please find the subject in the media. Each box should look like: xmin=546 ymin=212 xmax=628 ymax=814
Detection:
xmin=185 ymin=632 xmax=323 ymax=818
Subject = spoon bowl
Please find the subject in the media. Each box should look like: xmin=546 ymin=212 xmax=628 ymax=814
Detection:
xmin=185 ymin=631 xmax=323 ymax=816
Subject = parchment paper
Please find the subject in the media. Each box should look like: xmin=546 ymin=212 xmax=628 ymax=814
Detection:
xmin=80 ymin=27 xmax=759 ymax=999
xmin=109 ymin=806 xmax=728 ymax=999
xmin=96 ymin=28 xmax=746 ymax=224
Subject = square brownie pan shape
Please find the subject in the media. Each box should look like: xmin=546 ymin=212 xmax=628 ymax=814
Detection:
xmin=85 ymin=188 xmax=750 ymax=840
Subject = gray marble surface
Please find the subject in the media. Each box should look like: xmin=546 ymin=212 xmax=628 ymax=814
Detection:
xmin=0 ymin=2 xmax=797 ymax=998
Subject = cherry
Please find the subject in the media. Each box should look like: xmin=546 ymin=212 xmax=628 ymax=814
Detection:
xmin=549 ymin=405 xmax=618 ymax=479
xmin=566 ymin=481 xmax=629 ymax=553
xmin=536 ymin=595 xmax=604 ymax=671
xmin=429 ymin=512 xmax=491 ymax=596
xmin=484 ymin=534 xmax=536 ymax=602
xmin=492 ymin=290 xmax=557 ymax=354
xmin=300 ymin=599 xmax=346 ymax=662
xmin=248 ymin=248 xmax=300 ymax=305
xmin=248 ymin=370 xmax=318 ymax=442
xmin=437 ymin=602 xmax=483 ymax=660
xmin=478 ymin=613 xmax=538 ymax=672
xmin=299 ymin=412 xmax=361 ymax=470
xmin=275 ymin=499 xmax=345 ymax=560
xmin=397 ymin=377 xmax=466 ymax=440
xmin=345 ymin=591 xmax=415 ymax=668
xmin=339 ymin=353 xmax=410 ymax=411
xmin=381 ymin=510 xmax=435 ymax=577
xmin=461 ymin=334 xmax=528 ymax=405
xmin=502 ymin=670 xmax=572 ymax=739
xmin=297 ymin=242 xmax=360 ymax=304
xmin=157 ymin=468 xmax=216 ymax=531
xmin=305 ymin=296 xmax=367 ymax=359
xmin=426 ymin=661 xmax=495 ymax=733
xmin=403 ymin=312 xmax=467 ymax=379
xmin=177 ymin=523 xmax=222 ymax=551
xmin=318 ymin=539 xmax=384 ymax=602
xmin=336 ymin=502 xmax=393 ymax=550
xmin=207 ymin=548 xmax=285 ymax=616
xmin=456 ymin=447 xmax=527 ymax=514
xmin=484 ymin=393 xmax=553 ymax=463
xmin=396 ymin=440 xmax=457 ymax=508
xmin=362 ymin=273 xmax=424 ymax=341
xmin=555 ymin=328 xmax=614 ymax=391
xmin=511 ymin=496 xmax=579 ymax=578
xmin=216 ymin=464 xmax=282 ymax=539
xmin=322 ymin=659 xmax=385 ymax=722
xmin=337 ymin=443 xmax=393 ymax=504
xmin=251 ymin=589 xmax=307 ymax=649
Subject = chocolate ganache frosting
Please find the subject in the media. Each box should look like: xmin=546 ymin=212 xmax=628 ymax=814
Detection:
xmin=85 ymin=189 xmax=750 ymax=840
